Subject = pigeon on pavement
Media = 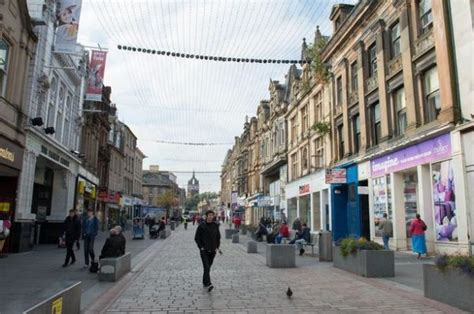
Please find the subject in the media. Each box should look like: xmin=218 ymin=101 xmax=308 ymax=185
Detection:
xmin=286 ymin=286 xmax=293 ymax=298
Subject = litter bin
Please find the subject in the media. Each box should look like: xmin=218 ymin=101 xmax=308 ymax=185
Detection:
xmin=318 ymin=230 xmax=333 ymax=262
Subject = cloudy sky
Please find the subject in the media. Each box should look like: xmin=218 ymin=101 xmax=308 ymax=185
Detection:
xmin=78 ymin=0 xmax=355 ymax=193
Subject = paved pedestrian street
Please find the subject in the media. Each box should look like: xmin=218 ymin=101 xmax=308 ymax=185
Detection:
xmin=85 ymin=225 xmax=465 ymax=314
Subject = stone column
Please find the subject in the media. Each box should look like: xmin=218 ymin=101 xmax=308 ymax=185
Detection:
xmin=391 ymin=172 xmax=407 ymax=250
xmin=339 ymin=59 xmax=351 ymax=157
xmin=432 ymin=0 xmax=456 ymax=123
xmin=355 ymin=41 xmax=368 ymax=153
xmin=417 ymin=164 xmax=435 ymax=253
xmin=399 ymin=4 xmax=419 ymax=133
xmin=16 ymin=149 xmax=38 ymax=221
xmin=375 ymin=24 xmax=391 ymax=141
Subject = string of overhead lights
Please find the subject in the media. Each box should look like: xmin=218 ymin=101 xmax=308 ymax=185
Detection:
xmin=140 ymin=139 xmax=233 ymax=146
xmin=117 ymin=44 xmax=310 ymax=65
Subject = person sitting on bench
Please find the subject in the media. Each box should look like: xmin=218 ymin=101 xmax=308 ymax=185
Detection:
xmin=100 ymin=226 xmax=125 ymax=259
xmin=289 ymin=223 xmax=311 ymax=255
xmin=274 ymin=221 xmax=289 ymax=244
xmin=255 ymin=222 xmax=268 ymax=242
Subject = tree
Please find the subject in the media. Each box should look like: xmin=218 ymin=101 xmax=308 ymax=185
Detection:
xmin=157 ymin=191 xmax=177 ymax=219
xmin=185 ymin=194 xmax=200 ymax=212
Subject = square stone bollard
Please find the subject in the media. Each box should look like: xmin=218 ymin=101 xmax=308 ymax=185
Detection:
xmin=160 ymin=228 xmax=171 ymax=239
xmin=247 ymin=241 xmax=257 ymax=253
xmin=170 ymin=221 xmax=175 ymax=231
xmin=266 ymin=244 xmax=295 ymax=268
xmin=225 ymin=229 xmax=239 ymax=239
xmin=232 ymin=233 xmax=239 ymax=243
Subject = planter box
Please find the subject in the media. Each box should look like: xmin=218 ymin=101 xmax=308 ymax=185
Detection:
xmin=333 ymin=246 xmax=394 ymax=277
xmin=423 ymin=264 xmax=474 ymax=311
xmin=225 ymin=229 xmax=239 ymax=239
xmin=266 ymin=244 xmax=295 ymax=268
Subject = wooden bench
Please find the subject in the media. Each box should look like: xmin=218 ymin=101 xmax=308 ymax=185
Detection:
xmin=303 ymin=234 xmax=317 ymax=256
xmin=99 ymin=252 xmax=131 ymax=282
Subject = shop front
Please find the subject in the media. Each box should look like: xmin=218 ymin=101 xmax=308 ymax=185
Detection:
xmin=285 ymin=170 xmax=330 ymax=234
xmin=369 ymin=133 xmax=470 ymax=254
xmin=97 ymin=190 xmax=121 ymax=230
xmin=0 ymin=136 xmax=24 ymax=253
xmin=74 ymin=174 xmax=98 ymax=215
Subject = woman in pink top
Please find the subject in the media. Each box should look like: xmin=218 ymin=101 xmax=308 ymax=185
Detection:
xmin=409 ymin=214 xmax=427 ymax=259
xmin=0 ymin=214 xmax=12 ymax=256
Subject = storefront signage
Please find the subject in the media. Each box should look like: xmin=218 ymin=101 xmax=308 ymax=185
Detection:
xmin=371 ymin=133 xmax=451 ymax=177
xmin=0 ymin=202 xmax=10 ymax=212
xmin=257 ymin=196 xmax=272 ymax=207
xmin=299 ymin=184 xmax=310 ymax=195
xmin=325 ymin=168 xmax=347 ymax=184
xmin=231 ymin=191 xmax=238 ymax=209
xmin=357 ymin=186 xmax=369 ymax=195
xmin=0 ymin=137 xmax=23 ymax=170
xmin=97 ymin=190 xmax=120 ymax=203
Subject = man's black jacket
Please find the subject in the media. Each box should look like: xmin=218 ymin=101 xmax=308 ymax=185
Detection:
xmin=64 ymin=215 xmax=81 ymax=241
xmin=100 ymin=234 xmax=125 ymax=259
xmin=194 ymin=221 xmax=221 ymax=252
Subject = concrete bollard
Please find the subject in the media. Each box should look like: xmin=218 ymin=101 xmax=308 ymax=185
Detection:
xmin=232 ymin=233 xmax=239 ymax=243
xmin=225 ymin=229 xmax=239 ymax=239
xmin=170 ymin=221 xmax=175 ymax=231
xmin=247 ymin=241 xmax=257 ymax=253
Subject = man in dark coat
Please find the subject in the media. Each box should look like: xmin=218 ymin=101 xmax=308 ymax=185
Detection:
xmin=63 ymin=209 xmax=81 ymax=267
xmin=194 ymin=210 xmax=221 ymax=292
xmin=99 ymin=227 xmax=125 ymax=259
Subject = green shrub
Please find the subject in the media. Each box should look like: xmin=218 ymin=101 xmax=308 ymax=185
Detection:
xmin=435 ymin=254 xmax=474 ymax=276
xmin=339 ymin=237 xmax=384 ymax=257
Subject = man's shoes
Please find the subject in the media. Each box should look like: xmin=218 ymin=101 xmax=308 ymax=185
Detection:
xmin=62 ymin=263 xmax=68 ymax=267
xmin=207 ymin=284 xmax=214 ymax=292
xmin=299 ymin=249 xmax=305 ymax=256
xmin=70 ymin=259 xmax=76 ymax=265
xmin=83 ymin=264 xmax=89 ymax=269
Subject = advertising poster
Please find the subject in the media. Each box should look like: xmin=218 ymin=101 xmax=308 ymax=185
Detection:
xmin=432 ymin=160 xmax=457 ymax=241
xmin=55 ymin=0 xmax=82 ymax=53
xmin=86 ymin=50 xmax=108 ymax=101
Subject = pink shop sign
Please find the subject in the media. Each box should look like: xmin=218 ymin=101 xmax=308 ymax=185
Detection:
xmin=371 ymin=134 xmax=451 ymax=177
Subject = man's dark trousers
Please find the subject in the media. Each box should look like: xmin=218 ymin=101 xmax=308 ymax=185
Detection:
xmin=65 ymin=239 xmax=76 ymax=264
xmin=84 ymin=235 xmax=95 ymax=265
xmin=200 ymin=250 xmax=216 ymax=286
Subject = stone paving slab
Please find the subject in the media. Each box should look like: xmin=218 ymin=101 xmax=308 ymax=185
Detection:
xmin=92 ymin=224 xmax=466 ymax=313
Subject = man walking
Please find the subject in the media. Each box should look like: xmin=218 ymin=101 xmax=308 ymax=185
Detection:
xmin=83 ymin=209 xmax=99 ymax=268
xmin=378 ymin=213 xmax=393 ymax=250
xmin=63 ymin=209 xmax=81 ymax=267
xmin=194 ymin=210 xmax=221 ymax=292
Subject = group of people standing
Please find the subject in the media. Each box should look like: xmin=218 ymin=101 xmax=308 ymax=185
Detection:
xmin=63 ymin=208 xmax=126 ymax=269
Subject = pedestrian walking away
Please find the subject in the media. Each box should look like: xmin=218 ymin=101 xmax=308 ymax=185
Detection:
xmin=378 ymin=213 xmax=393 ymax=250
xmin=63 ymin=209 xmax=81 ymax=267
xmin=194 ymin=209 xmax=221 ymax=292
xmin=410 ymin=213 xmax=428 ymax=259
xmin=83 ymin=208 xmax=99 ymax=268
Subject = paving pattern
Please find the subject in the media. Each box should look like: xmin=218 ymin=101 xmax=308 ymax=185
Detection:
xmin=96 ymin=225 xmax=465 ymax=314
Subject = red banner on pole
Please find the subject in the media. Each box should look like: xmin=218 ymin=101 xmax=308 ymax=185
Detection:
xmin=86 ymin=50 xmax=108 ymax=101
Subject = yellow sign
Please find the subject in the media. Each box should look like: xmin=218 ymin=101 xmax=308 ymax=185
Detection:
xmin=0 ymin=203 xmax=10 ymax=212
xmin=51 ymin=297 xmax=63 ymax=314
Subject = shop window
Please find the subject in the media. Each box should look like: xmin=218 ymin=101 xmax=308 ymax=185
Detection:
xmin=351 ymin=114 xmax=360 ymax=153
xmin=394 ymin=88 xmax=407 ymax=136
xmin=419 ymin=0 xmax=433 ymax=34
xmin=336 ymin=76 xmax=343 ymax=106
xmin=370 ymin=102 xmax=381 ymax=145
xmin=390 ymin=22 xmax=401 ymax=59
xmin=423 ymin=66 xmax=440 ymax=123
xmin=404 ymin=172 xmax=419 ymax=238
xmin=432 ymin=160 xmax=457 ymax=241
xmin=368 ymin=43 xmax=377 ymax=78
xmin=287 ymin=197 xmax=297 ymax=224
xmin=0 ymin=39 xmax=10 ymax=97
xmin=351 ymin=61 xmax=358 ymax=92
xmin=372 ymin=175 xmax=392 ymax=237
xmin=312 ymin=192 xmax=321 ymax=231
xmin=299 ymin=195 xmax=311 ymax=227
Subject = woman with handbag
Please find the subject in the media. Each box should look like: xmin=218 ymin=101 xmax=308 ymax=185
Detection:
xmin=409 ymin=213 xmax=428 ymax=259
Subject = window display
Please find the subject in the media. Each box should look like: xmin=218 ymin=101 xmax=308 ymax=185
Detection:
xmin=287 ymin=198 xmax=297 ymax=224
xmin=404 ymin=172 xmax=418 ymax=238
xmin=432 ymin=160 xmax=457 ymax=241
xmin=372 ymin=176 xmax=391 ymax=237
xmin=299 ymin=195 xmax=311 ymax=228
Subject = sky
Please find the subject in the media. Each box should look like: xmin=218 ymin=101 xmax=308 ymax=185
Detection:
xmin=77 ymin=0 xmax=356 ymax=193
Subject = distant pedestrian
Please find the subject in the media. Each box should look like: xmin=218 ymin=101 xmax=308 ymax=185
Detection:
xmin=233 ymin=215 xmax=241 ymax=230
xmin=275 ymin=221 xmax=289 ymax=244
xmin=83 ymin=209 xmax=99 ymax=268
xmin=292 ymin=217 xmax=302 ymax=232
xmin=290 ymin=223 xmax=311 ymax=255
xmin=410 ymin=214 xmax=428 ymax=259
xmin=378 ymin=213 xmax=393 ymax=250
xmin=63 ymin=209 xmax=81 ymax=267
xmin=194 ymin=210 xmax=221 ymax=292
